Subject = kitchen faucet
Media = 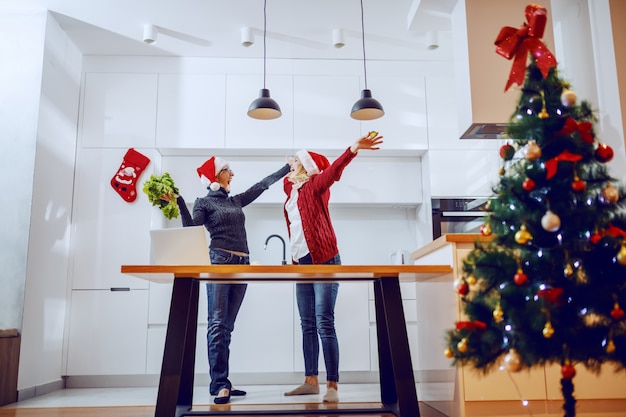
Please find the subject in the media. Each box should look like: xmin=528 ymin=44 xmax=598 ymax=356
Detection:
xmin=264 ymin=234 xmax=287 ymax=265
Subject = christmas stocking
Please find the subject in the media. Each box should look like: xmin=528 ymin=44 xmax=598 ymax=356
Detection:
xmin=110 ymin=148 xmax=150 ymax=202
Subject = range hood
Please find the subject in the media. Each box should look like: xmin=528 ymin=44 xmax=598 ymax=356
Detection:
xmin=460 ymin=123 xmax=509 ymax=140
xmin=451 ymin=0 xmax=556 ymax=140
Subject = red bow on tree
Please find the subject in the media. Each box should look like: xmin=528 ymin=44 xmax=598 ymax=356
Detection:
xmin=558 ymin=118 xmax=594 ymax=144
xmin=604 ymin=224 xmax=626 ymax=239
xmin=538 ymin=287 xmax=564 ymax=305
xmin=495 ymin=4 xmax=558 ymax=91
xmin=545 ymin=150 xmax=582 ymax=179
xmin=456 ymin=320 xmax=487 ymax=331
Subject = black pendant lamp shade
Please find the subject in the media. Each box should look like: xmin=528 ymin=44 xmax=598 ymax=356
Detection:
xmin=350 ymin=0 xmax=384 ymax=120
xmin=248 ymin=88 xmax=281 ymax=120
xmin=351 ymin=89 xmax=384 ymax=120
xmin=248 ymin=0 xmax=281 ymax=120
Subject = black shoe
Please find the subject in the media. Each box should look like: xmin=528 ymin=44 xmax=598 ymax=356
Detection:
xmin=230 ymin=389 xmax=247 ymax=396
xmin=214 ymin=389 xmax=231 ymax=404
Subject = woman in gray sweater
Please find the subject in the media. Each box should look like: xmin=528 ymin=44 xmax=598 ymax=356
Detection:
xmin=173 ymin=156 xmax=289 ymax=404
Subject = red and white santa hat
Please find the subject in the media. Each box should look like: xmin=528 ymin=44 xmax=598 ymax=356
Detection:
xmin=296 ymin=149 xmax=330 ymax=176
xmin=197 ymin=156 xmax=228 ymax=191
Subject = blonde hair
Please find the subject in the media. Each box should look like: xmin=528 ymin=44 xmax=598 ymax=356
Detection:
xmin=288 ymin=165 xmax=309 ymax=185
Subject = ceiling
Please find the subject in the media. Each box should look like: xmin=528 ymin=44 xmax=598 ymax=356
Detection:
xmin=6 ymin=0 xmax=458 ymax=61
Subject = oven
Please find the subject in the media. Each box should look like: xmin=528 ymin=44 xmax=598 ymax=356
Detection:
xmin=432 ymin=198 xmax=491 ymax=239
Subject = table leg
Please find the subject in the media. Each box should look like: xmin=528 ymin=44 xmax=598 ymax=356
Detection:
xmin=373 ymin=277 xmax=421 ymax=417
xmin=155 ymin=278 xmax=199 ymax=417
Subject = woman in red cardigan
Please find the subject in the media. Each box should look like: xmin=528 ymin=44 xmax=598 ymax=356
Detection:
xmin=282 ymin=133 xmax=383 ymax=403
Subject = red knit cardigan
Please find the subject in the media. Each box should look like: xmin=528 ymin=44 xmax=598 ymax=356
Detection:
xmin=283 ymin=147 xmax=357 ymax=264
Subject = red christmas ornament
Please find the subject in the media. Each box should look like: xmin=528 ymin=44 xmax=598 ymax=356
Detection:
xmin=457 ymin=282 xmax=469 ymax=295
xmin=571 ymin=178 xmax=586 ymax=192
xmin=522 ymin=178 xmax=536 ymax=191
xmin=500 ymin=144 xmax=516 ymax=161
xmin=611 ymin=303 xmax=624 ymax=320
xmin=561 ymin=363 xmax=576 ymax=379
xmin=514 ymin=269 xmax=528 ymax=285
xmin=595 ymin=143 xmax=614 ymax=163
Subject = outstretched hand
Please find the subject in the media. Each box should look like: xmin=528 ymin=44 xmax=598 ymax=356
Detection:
xmin=350 ymin=133 xmax=383 ymax=153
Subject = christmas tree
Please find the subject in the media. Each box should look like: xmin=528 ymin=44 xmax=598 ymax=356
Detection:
xmin=444 ymin=4 xmax=626 ymax=417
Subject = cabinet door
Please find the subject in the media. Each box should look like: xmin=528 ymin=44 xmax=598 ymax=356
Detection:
xmin=71 ymin=148 xmax=155 ymax=289
xmin=156 ymin=74 xmax=227 ymax=149
xmin=66 ymin=289 xmax=148 ymax=375
xmin=357 ymin=75 xmax=428 ymax=151
xmin=292 ymin=75 xmax=360 ymax=150
xmin=330 ymin=156 xmax=422 ymax=205
xmin=81 ymin=73 xmax=157 ymax=148
xmin=224 ymin=74 xmax=294 ymax=149
xmin=230 ymin=283 xmax=295 ymax=372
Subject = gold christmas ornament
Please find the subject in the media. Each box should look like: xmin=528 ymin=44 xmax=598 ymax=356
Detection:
xmin=603 ymin=183 xmax=620 ymax=204
xmin=541 ymin=210 xmax=561 ymax=232
xmin=457 ymin=338 xmax=468 ymax=353
xmin=504 ymin=349 xmax=523 ymax=372
xmin=564 ymin=263 xmax=574 ymax=277
xmin=616 ymin=245 xmax=626 ymax=266
xmin=466 ymin=274 xmax=477 ymax=286
xmin=543 ymin=321 xmax=555 ymax=338
xmin=525 ymin=141 xmax=541 ymax=160
xmin=515 ymin=225 xmax=532 ymax=244
xmin=493 ymin=304 xmax=504 ymax=322
xmin=499 ymin=166 xmax=505 ymax=176
xmin=607 ymin=339 xmax=616 ymax=354
xmin=444 ymin=347 xmax=454 ymax=358
xmin=538 ymin=108 xmax=549 ymax=119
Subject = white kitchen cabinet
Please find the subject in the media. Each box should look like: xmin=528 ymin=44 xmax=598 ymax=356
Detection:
xmin=66 ymin=289 xmax=149 ymax=375
xmin=357 ymin=75 xmax=428 ymax=151
xmin=156 ymin=73 xmax=227 ymax=149
xmin=294 ymin=282 xmax=371 ymax=373
xmin=71 ymin=148 xmax=155 ymax=290
xmin=292 ymin=75 xmax=361 ymax=150
xmin=81 ymin=73 xmax=157 ymax=149
xmin=160 ymin=154 xmax=422 ymax=206
xmin=224 ymin=74 xmax=294 ymax=149
xmin=427 ymin=149 xmax=501 ymax=198
xmin=146 ymin=282 xmax=294 ymax=374
xmin=330 ymin=155 xmax=422 ymax=205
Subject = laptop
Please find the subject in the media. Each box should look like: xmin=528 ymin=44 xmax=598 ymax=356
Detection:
xmin=149 ymin=226 xmax=211 ymax=265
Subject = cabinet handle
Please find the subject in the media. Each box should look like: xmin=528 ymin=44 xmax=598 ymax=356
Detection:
xmin=110 ymin=287 xmax=131 ymax=292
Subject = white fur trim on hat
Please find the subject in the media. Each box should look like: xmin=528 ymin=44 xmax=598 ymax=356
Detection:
xmin=296 ymin=149 xmax=330 ymax=176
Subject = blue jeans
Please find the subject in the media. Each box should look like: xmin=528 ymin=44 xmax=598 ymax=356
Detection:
xmin=295 ymin=253 xmax=340 ymax=382
xmin=206 ymin=249 xmax=249 ymax=395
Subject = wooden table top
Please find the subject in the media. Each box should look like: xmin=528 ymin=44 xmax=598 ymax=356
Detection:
xmin=121 ymin=264 xmax=454 ymax=284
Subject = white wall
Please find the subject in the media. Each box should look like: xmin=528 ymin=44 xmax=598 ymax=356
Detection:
xmin=18 ymin=13 xmax=82 ymax=393
xmin=0 ymin=11 xmax=45 ymax=332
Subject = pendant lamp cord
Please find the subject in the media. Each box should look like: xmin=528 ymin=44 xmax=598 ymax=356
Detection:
xmin=360 ymin=0 xmax=368 ymax=90
xmin=262 ymin=0 xmax=267 ymax=89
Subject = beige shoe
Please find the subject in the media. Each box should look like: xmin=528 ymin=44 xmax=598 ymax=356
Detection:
xmin=323 ymin=387 xmax=339 ymax=403
xmin=284 ymin=383 xmax=320 ymax=396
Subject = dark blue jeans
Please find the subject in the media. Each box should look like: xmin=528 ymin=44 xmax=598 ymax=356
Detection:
xmin=296 ymin=253 xmax=340 ymax=382
xmin=206 ymin=248 xmax=249 ymax=395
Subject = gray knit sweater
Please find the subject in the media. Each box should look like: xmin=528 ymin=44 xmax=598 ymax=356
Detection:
xmin=177 ymin=164 xmax=290 ymax=254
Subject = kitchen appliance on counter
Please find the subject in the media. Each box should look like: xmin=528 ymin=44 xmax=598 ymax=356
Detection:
xmin=389 ymin=249 xmax=411 ymax=265
xmin=431 ymin=198 xmax=491 ymax=239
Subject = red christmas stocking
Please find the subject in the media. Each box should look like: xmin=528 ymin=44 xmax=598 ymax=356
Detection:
xmin=110 ymin=148 xmax=150 ymax=202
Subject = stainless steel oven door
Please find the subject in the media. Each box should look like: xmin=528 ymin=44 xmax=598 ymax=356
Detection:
xmin=432 ymin=198 xmax=490 ymax=238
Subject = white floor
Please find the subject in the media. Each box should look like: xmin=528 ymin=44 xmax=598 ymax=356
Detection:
xmin=4 ymin=383 xmax=454 ymax=408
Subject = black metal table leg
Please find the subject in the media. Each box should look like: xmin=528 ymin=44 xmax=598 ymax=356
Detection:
xmin=373 ymin=277 xmax=420 ymax=417
xmin=155 ymin=278 xmax=200 ymax=417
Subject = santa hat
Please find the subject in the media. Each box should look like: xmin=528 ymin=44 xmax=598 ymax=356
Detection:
xmin=197 ymin=156 xmax=228 ymax=191
xmin=296 ymin=149 xmax=330 ymax=176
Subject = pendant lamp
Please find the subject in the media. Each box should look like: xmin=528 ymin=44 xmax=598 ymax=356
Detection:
xmin=350 ymin=0 xmax=384 ymax=120
xmin=247 ymin=0 xmax=281 ymax=120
